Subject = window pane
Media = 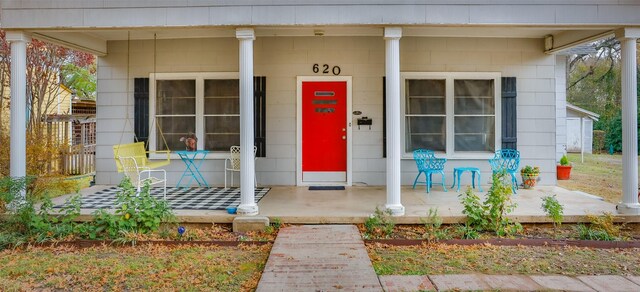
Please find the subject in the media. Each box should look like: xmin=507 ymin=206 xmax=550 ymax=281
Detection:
xmin=156 ymin=80 xmax=196 ymax=115
xmin=406 ymin=79 xmax=446 ymax=114
xmin=405 ymin=116 xmax=445 ymax=152
xmin=408 ymin=97 xmax=445 ymax=114
xmin=156 ymin=116 xmax=196 ymax=151
xmin=454 ymin=79 xmax=495 ymax=115
xmin=205 ymin=116 xmax=240 ymax=151
xmin=407 ymin=79 xmax=445 ymax=97
xmin=204 ymin=79 xmax=239 ymax=115
xmin=454 ymin=116 xmax=495 ymax=152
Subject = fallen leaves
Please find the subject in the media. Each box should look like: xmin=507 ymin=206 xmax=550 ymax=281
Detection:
xmin=0 ymin=244 xmax=272 ymax=291
xmin=366 ymin=243 xmax=640 ymax=276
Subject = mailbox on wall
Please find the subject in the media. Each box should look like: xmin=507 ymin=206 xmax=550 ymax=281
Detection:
xmin=357 ymin=117 xmax=372 ymax=130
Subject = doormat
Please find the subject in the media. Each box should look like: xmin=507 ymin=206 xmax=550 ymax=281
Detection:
xmin=53 ymin=187 xmax=270 ymax=211
xmin=309 ymin=186 xmax=345 ymax=191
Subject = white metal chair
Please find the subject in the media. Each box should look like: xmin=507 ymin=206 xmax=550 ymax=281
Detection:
xmin=224 ymin=146 xmax=257 ymax=188
xmin=118 ymin=156 xmax=167 ymax=199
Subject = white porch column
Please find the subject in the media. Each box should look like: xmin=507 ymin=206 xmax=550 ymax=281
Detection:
xmin=384 ymin=27 xmax=405 ymax=216
xmin=616 ymin=29 xmax=640 ymax=214
xmin=7 ymin=31 xmax=31 ymax=200
xmin=236 ymin=28 xmax=258 ymax=216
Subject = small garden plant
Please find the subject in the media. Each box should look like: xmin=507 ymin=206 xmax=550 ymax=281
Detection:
xmin=576 ymin=212 xmax=622 ymax=241
xmin=520 ymin=165 xmax=540 ymax=176
xmin=560 ymin=154 xmax=570 ymax=166
xmin=421 ymin=208 xmax=450 ymax=242
xmin=86 ymin=177 xmax=176 ymax=240
xmin=459 ymin=171 xmax=522 ymax=237
xmin=541 ymin=194 xmax=564 ymax=231
xmin=364 ymin=206 xmax=395 ymax=239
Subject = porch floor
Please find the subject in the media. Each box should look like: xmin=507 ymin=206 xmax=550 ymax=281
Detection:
xmin=56 ymin=184 xmax=631 ymax=224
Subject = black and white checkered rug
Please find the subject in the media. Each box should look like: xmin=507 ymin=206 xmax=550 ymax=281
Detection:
xmin=54 ymin=187 xmax=270 ymax=210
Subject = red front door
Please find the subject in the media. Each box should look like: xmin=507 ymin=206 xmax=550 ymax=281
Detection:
xmin=302 ymin=81 xmax=347 ymax=182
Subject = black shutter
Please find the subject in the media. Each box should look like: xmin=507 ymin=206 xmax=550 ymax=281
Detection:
xmin=134 ymin=78 xmax=149 ymax=149
xmin=501 ymin=77 xmax=517 ymax=150
xmin=382 ymin=77 xmax=387 ymax=158
xmin=254 ymin=76 xmax=267 ymax=157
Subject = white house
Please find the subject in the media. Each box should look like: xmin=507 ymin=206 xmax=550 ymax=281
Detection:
xmin=2 ymin=1 xmax=639 ymax=216
xmin=566 ymin=104 xmax=600 ymax=154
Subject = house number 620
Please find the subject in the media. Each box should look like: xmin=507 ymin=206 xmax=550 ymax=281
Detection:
xmin=312 ymin=64 xmax=341 ymax=75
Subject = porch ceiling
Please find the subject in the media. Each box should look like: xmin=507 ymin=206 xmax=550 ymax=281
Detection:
xmin=27 ymin=25 xmax=617 ymax=56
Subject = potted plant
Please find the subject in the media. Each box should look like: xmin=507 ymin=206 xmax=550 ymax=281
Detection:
xmin=179 ymin=133 xmax=198 ymax=151
xmin=520 ymin=165 xmax=540 ymax=189
xmin=557 ymin=154 xmax=572 ymax=180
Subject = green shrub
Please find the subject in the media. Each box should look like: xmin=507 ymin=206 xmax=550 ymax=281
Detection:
xmin=455 ymin=224 xmax=479 ymax=239
xmin=575 ymin=212 xmax=621 ymax=241
xmin=85 ymin=178 xmax=175 ymax=239
xmin=459 ymin=187 xmax=487 ymax=230
xmin=459 ymin=172 xmax=522 ymax=237
xmin=559 ymin=155 xmax=569 ymax=166
xmin=0 ymin=176 xmax=84 ymax=244
xmin=364 ymin=207 xmax=395 ymax=239
xmin=576 ymin=224 xmax=616 ymax=241
xmin=421 ymin=208 xmax=450 ymax=242
xmin=541 ymin=194 xmax=564 ymax=229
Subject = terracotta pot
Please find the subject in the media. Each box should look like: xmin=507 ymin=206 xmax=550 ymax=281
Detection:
xmin=557 ymin=165 xmax=572 ymax=180
xmin=521 ymin=174 xmax=538 ymax=189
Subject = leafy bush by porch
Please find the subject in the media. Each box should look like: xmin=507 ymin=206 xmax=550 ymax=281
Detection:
xmin=459 ymin=171 xmax=522 ymax=238
xmin=0 ymin=176 xmax=175 ymax=249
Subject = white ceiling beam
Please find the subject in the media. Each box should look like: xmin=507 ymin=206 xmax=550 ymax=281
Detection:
xmin=544 ymin=29 xmax=613 ymax=55
xmin=32 ymin=32 xmax=107 ymax=56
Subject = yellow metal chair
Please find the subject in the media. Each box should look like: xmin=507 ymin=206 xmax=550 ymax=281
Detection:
xmin=112 ymin=142 xmax=170 ymax=173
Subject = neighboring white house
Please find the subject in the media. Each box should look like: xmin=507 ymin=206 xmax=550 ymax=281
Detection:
xmin=566 ymin=104 xmax=600 ymax=154
xmin=2 ymin=1 xmax=639 ymax=215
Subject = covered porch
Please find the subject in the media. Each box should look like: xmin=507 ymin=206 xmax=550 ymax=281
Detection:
xmin=54 ymin=185 xmax=623 ymax=224
xmin=3 ymin=2 xmax=639 ymax=219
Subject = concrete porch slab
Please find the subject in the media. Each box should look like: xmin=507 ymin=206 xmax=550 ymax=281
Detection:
xmin=53 ymin=184 xmax=628 ymax=224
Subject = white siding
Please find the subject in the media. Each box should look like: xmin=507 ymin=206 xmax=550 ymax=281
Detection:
xmin=3 ymin=1 xmax=640 ymax=28
xmin=96 ymin=36 xmax=559 ymax=187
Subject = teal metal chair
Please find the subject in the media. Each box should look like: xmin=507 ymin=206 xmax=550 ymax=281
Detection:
xmin=412 ymin=149 xmax=448 ymax=193
xmin=488 ymin=149 xmax=520 ymax=194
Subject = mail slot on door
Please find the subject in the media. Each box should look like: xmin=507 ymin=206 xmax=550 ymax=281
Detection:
xmin=357 ymin=117 xmax=372 ymax=130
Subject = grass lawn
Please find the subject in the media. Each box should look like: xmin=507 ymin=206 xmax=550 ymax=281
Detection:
xmin=368 ymin=243 xmax=640 ymax=276
xmin=557 ymin=153 xmax=639 ymax=204
xmin=0 ymin=244 xmax=270 ymax=291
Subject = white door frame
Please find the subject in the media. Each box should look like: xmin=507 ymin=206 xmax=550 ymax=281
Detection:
xmin=296 ymin=76 xmax=353 ymax=186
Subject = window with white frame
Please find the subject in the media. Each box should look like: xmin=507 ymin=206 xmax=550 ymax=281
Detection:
xmin=402 ymin=72 xmax=500 ymax=156
xmin=150 ymin=73 xmax=239 ymax=153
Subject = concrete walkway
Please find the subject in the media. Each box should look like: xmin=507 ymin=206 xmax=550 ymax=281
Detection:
xmin=258 ymin=225 xmax=640 ymax=291
xmin=256 ymin=225 xmax=382 ymax=291
xmin=380 ymin=274 xmax=640 ymax=291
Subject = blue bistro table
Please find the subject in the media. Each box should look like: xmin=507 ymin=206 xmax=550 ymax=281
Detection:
xmin=175 ymin=150 xmax=209 ymax=188
xmin=451 ymin=167 xmax=483 ymax=192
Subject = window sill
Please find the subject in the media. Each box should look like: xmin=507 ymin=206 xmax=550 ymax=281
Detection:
xmin=149 ymin=152 xmax=231 ymax=160
xmin=402 ymin=152 xmax=494 ymax=160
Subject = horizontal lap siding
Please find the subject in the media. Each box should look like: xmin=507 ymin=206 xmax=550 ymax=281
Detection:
xmin=96 ymin=36 xmax=557 ymax=186
xmin=4 ymin=2 xmax=640 ymax=28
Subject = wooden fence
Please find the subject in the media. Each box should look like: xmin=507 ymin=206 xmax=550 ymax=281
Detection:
xmin=44 ymin=116 xmax=96 ymax=176
xmin=61 ymin=143 xmax=96 ymax=175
